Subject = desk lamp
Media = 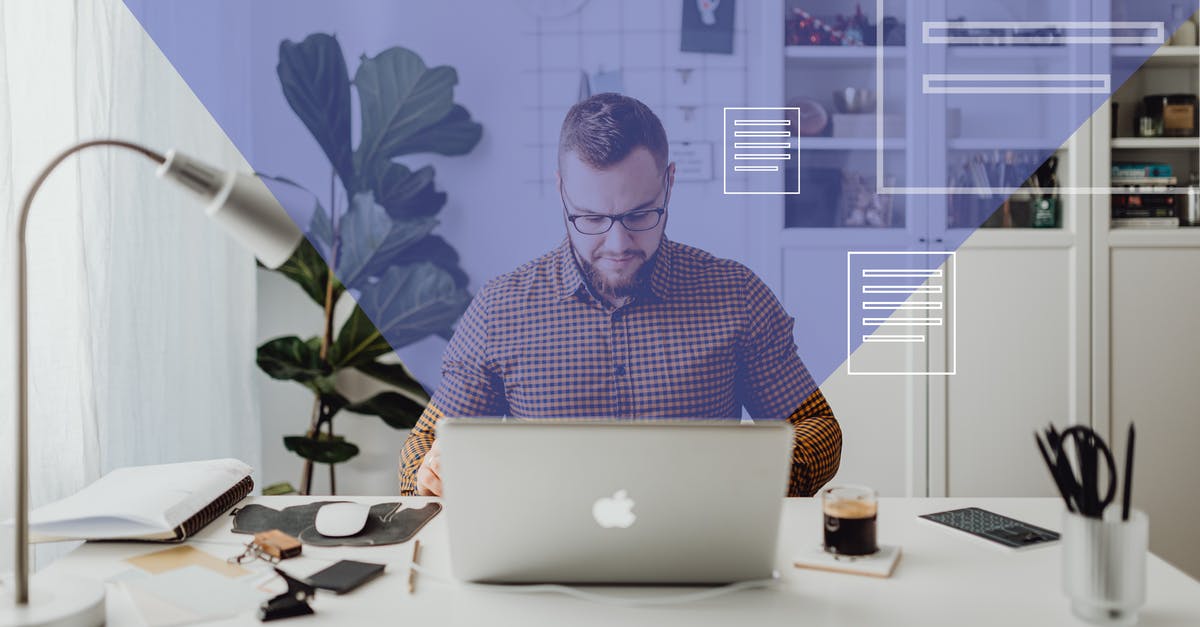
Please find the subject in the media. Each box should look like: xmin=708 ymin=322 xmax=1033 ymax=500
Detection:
xmin=2 ymin=139 xmax=303 ymax=626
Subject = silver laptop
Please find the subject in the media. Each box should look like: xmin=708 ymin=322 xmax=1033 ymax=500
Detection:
xmin=437 ymin=418 xmax=792 ymax=584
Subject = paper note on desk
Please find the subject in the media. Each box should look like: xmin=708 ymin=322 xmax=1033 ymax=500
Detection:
xmin=126 ymin=545 xmax=249 ymax=579
xmin=24 ymin=458 xmax=252 ymax=541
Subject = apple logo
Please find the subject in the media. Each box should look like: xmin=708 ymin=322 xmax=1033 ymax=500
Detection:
xmin=592 ymin=489 xmax=637 ymax=528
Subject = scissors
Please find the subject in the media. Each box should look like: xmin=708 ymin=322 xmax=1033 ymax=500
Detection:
xmin=1046 ymin=425 xmax=1118 ymax=518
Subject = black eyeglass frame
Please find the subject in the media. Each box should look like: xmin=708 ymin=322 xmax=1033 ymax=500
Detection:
xmin=560 ymin=169 xmax=671 ymax=235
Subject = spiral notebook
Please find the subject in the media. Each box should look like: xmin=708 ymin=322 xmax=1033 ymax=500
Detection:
xmin=26 ymin=458 xmax=254 ymax=543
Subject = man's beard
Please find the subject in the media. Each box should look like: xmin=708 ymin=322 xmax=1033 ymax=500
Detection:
xmin=570 ymin=242 xmax=659 ymax=302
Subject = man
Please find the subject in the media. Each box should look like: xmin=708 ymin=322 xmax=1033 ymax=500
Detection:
xmin=398 ymin=93 xmax=840 ymax=497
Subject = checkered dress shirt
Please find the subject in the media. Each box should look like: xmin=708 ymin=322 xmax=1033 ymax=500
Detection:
xmin=398 ymin=238 xmax=841 ymax=497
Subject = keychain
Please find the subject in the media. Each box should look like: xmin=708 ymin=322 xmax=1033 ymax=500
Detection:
xmin=230 ymin=529 xmax=302 ymax=564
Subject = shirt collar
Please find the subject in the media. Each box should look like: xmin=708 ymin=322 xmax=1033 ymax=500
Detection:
xmin=556 ymin=237 xmax=675 ymax=304
xmin=557 ymin=238 xmax=585 ymax=301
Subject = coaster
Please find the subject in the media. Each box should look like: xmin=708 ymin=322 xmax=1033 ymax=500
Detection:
xmin=793 ymin=544 xmax=902 ymax=578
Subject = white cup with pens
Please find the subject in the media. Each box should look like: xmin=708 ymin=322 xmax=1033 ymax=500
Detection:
xmin=1036 ymin=423 xmax=1144 ymax=626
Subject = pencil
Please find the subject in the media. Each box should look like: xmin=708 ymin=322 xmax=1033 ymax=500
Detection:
xmin=1122 ymin=423 xmax=1136 ymax=521
xmin=408 ymin=539 xmax=421 ymax=594
xmin=1036 ymin=433 xmax=1076 ymax=513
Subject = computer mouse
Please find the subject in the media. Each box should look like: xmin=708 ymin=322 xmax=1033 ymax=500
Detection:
xmin=314 ymin=502 xmax=371 ymax=537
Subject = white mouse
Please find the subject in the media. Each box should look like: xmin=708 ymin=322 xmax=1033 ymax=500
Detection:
xmin=314 ymin=502 xmax=371 ymax=537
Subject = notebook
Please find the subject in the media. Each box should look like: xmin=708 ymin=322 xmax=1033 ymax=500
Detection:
xmin=26 ymin=458 xmax=253 ymax=542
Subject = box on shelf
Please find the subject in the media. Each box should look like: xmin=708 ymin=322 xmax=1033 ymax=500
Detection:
xmin=832 ymin=114 xmax=903 ymax=138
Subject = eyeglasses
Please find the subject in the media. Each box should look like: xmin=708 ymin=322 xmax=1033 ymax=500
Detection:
xmin=561 ymin=171 xmax=670 ymax=235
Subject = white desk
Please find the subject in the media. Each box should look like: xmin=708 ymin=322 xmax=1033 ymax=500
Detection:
xmin=44 ymin=496 xmax=1200 ymax=626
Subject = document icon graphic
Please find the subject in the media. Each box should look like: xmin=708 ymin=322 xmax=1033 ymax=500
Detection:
xmin=847 ymin=251 xmax=956 ymax=375
xmin=723 ymin=107 xmax=800 ymax=195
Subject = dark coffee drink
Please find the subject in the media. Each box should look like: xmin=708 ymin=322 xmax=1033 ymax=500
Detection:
xmin=823 ymin=499 xmax=878 ymax=556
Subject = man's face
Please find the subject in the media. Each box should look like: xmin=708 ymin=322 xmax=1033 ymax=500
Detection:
xmin=559 ymin=147 xmax=674 ymax=299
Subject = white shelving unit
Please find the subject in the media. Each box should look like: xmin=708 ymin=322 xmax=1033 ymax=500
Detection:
xmin=1089 ymin=6 xmax=1200 ymax=578
xmin=750 ymin=0 xmax=1200 ymax=578
xmin=1110 ymin=137 xmax=1200 ymax=149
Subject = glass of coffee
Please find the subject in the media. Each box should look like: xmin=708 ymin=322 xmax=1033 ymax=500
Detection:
xmin=822 ymin=485 xmax=878 ymax=556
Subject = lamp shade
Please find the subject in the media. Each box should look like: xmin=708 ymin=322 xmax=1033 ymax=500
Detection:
xmin=156 ymin=149 xmax=303 ymax=268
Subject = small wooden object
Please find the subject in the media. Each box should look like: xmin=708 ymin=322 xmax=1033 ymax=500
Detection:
xmin=253 ymin=530 xmax=302 ymax=561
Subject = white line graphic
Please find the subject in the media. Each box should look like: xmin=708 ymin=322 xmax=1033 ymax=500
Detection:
xmin=862 ymin=269 xmax=943 ymax=278
xmin=877 ymin=0 xmax=1184 ymax=195
xmin=922 ymin=21 xmax=1165 ymax=45
xmin=863 ymin=335 xmax=926 ymax=343
xmin=734 ymin=143 xmax=792 ymax=148
xmin=723 ymin=107 xmax=801 ymax=195
xmin=849 ymin=250 xmax=956 ymax=375
xmin=733 ymin=131 xmax=792 ymax=137
xmin=922 ymin=73 xmax=1110 ymax=95
xmin=863 ymin=301 xmax=943 ymax=310
xmin=863 ymin=285 xmax=943 ymax=294
xmin=734 ymin=154 xmax=791 ymax=160
xmin=863 ymin=318 xmax=943 ymax=326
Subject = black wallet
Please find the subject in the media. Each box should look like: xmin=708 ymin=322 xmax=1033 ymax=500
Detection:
xmin=305 ymin=560 xmax=386 ymax=594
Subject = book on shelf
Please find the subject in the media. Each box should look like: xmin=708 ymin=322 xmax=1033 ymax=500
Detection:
xmin=1112 ymin=163 xmax=1173 ymax=179
xmin=25 ymin=458 xmax=254 ymax=542
xmin=1111 ymin=216 xmax=1180 ymax=228
xmin=1113 ymin=207 xmax=1178 ymax=219
xmin=1111 ymin=176 xmax=1178 ymax=187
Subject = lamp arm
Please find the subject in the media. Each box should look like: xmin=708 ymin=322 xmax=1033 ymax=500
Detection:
xmin=12 ymin=139 xmax=166 ymax=605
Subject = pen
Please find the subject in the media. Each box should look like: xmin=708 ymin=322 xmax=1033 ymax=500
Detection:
xmin=1122 ymin=423 xmax=1136 ymax=521
xmin=408 ymin=539 xmax=421 ymax=594
xmin=1035 ymin=433 xmax=1076 ymax=513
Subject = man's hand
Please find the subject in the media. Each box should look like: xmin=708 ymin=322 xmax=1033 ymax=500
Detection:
xmin=415 ymin=440 xmax=443 ymax=496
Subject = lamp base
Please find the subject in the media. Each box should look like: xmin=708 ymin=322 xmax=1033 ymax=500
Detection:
xmin=0 ymin=572 xmax=105 ymax=627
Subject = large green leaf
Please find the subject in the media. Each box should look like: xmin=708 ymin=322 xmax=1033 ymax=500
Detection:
xmin=334 ymin=192 xmax=393 ymax=286
xmin=344 ymin=391 xmax=426 ymax=429
xmin=329 ymin=262 xmax=470 ymax=366
xmin=354 ymin=263 xmax=471 ymax=349
xmin=373 ymin=234 xmax=469 ymax=289
xmin=332 ymin=192 xmax=440 ymax=288
xmin=283 ymin=434 xmax=359 ymax=464
xmin=371 ymin=218 xmax=440 ymax=269
xmin=393 ymin=105 xmax=483 ymax=157
xmin=355 ymin=360 xmax=430 ymax=402
xmin=257 ymin=336 xmax=327 ymax=382
xmin=329 ymin=306 xmax=393 ymax=368
xmin=371 ymin=162 xmax=446 ymax=218
xmin=277 ymin=34 xmax=355 ymax=189
xmin=274 ymin=238 xmax=341 ymax=306
xmin=353 ymin=47 xmax=456 ymax=178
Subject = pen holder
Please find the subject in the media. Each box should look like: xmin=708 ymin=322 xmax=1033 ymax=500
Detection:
xmin=1062 ymin=509 xmax=1148 ymax=626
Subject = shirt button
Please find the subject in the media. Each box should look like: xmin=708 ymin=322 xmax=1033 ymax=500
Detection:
xmin=614 ymin=364 xmax=626 ymax=376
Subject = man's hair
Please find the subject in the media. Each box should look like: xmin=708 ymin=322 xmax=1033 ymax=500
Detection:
xmin=558 ymin=93 xmax=669 ymax=175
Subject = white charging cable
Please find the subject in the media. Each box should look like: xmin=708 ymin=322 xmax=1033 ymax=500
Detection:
xmin=407 ymin=563 xmax=782 ymax=607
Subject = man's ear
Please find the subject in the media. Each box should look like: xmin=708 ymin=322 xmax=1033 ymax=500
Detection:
xmin=667 ymin=162 xmax=677 ymax=191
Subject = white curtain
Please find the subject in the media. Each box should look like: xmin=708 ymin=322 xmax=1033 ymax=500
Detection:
xmin=0 ymin=0 xmax=261 ymax=571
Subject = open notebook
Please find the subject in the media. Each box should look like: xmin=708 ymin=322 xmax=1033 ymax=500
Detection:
xmin=27 ymin=458 xmax=254 ymax=542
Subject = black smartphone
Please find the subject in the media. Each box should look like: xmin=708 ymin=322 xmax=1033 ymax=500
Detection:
xmin=305 ymin=560 xmax=386 ymax=594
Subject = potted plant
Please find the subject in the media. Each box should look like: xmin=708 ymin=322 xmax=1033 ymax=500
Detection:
xmin=256 ymin=34 xmax=482 ymax=495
